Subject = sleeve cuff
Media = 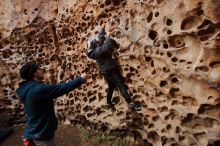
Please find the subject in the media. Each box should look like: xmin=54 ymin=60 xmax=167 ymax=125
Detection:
xmin=78 ymin=77 xmax=86 ymax=84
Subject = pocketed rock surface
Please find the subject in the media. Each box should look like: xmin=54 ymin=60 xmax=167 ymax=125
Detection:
xmin=0 ymin=0 xmax=220 ymax=146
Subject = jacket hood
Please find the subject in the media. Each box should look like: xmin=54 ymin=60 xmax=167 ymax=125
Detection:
xmin=16 ymin=80 xmax=34 ymax=102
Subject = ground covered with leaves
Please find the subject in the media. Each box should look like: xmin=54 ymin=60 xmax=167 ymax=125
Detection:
xmin=0 ymin=124 xmax=147 ymax=146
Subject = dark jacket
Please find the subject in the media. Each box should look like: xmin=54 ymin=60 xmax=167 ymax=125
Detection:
xmin=16 ymin=77 xmax=85 ymax=140
xmin=87 ymin=37 xmax=119 ymax=73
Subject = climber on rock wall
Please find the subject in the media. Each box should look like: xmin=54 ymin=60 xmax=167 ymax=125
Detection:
xmin=16 ymin=62 xmax=89 ymax=146
xmin=86 ymin=26 xmax=141 ymax=111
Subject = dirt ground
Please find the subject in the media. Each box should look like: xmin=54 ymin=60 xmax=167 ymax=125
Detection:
xmin=0 ymin=125 xmax=134 ymax=146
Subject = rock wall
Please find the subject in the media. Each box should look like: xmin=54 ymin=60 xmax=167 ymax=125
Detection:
xmin=0 ymin=0 xmax=220 ymax=146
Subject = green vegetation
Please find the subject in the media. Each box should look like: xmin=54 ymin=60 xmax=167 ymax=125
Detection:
xmin=75 ymin=124 xmax=129 ymax=146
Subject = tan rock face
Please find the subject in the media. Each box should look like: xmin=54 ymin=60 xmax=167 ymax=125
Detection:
xmin=0 ymin=0 xmax=220 ymax=145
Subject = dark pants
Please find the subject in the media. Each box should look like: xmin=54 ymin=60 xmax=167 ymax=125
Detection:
xmin=102 ymin=69 xmax=131 ymax=104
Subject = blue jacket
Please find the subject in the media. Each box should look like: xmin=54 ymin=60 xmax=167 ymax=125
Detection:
xmin=16 ymin=77 xmax=85 ymax=140
xmin=87 ymin=37 xmax=119 ymax=73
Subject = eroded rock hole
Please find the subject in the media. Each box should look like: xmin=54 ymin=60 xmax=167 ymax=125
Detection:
xmin=168 ymin=35 xmax=185 ymax=48
xmin=178 ymin=135 xmax=185 ymax=142
xmin=158 ymin=106 xmax=168 ymax=112
xmin=89 ymin=96 xmax=96 ymax=103
xmin=179 ymin=59 xmax=185 ymax=63
xmin=193 ymin=132 xmax=208 ymax=144
xmin=198 ymin=104 xmax=217 ymax=114
xmin=187 ymin=61 xmax=192 ymax=64
xmin=161 ymin=136 xmax=167 ymax=145
xmin=152 ymin=116 xmax=160 ymax=122
xmin=180 ymin=113 xmax=195 ymax=126
xmin=98 ymin=92 xmax=104 ymax=101
xmin=171 ymin=57 xmax=178 ymax=62
xmin=151 ymin=69 xmax=156 ymax=75
xmin=83 ymin=105 xmax=92 ymax=112
xmin=175 ymin=126 xmax=181 ymax=133
xmin=97 ymin=12 xmax=108 ymax=20
xmin=165 ymin=109 xmax=179 ymax=120
xmin=171 ymin=77 xmax=179 ymax=83
xmin=209 ymin=61 xmax=220 ymax=68
xmin=147 ymin=12 xmax=153 ymax=23
xmin=166 ymin=124 xmax=172 ymax=130
xmin=197 ymin=25 xmax=215 ymax=39
xmin=197 ymin=9 xmax=203 ymax=16
xmin=87 ymin=113 xmax=95 ymax=118
xmin=197 ymin=19 xmax=212 ymax=29
xmin=182 ymin=96 xmax=198 ymax=106
xmin=105 ymin=0 xmax=111 ymax=5
xmin=156 ymin=0 xmax=164 ymax=4
xmin=171 ymin=143 xmax=180 ymax=146
xmin=160 ymin=80 xmax=167 ymax=87
xmin=169 ymin=87 xmax=179 ymax=97
xmin=181 ymin=16 xmax=199 ymax=30
xmin=155 ymin=11 xmax=159 ymax=17
xmin=144 ymin=139 xmax=153 ymax=146
xmin=145 ymin=56 xmax=152 ymax=62
xmin=24 ymin=9 xmax=28 ymax=15
xmin=112 ymin=0 xmax=121 ymax=6
xmin=195 ymin=66 xmax=209 ymax=72
xmin=166 ymin=18 xmax=173 ymax=26
xmin=166 ymin=52 xmax=172 ymax=58
xmin=2 ymin=49 xmax=13 ymax=58
xmin=147 ymin=131 xmax=160 ymax=142
xmin=207 ymin=140 xmax=220 ymax=146
xmin=150 ymin=60 xmax=154 ymax=67
xmin=167 ymin=30 xmax=172 ymax=35
xmin=95 ymin=108 xmax=103 ymax=116
xmin=100 ymin=3 xmax=105 ymax=8
xmin=163 ymin=43 xmax=169 ymax=49
xmin=148 ymin=30 xmax=158 ymax=40
xmin=163 ymin=67 xmax=170 ymax=73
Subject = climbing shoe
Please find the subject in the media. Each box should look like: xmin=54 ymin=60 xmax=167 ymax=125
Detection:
xmin=128 ymin=103 xmax=142 ymax=111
